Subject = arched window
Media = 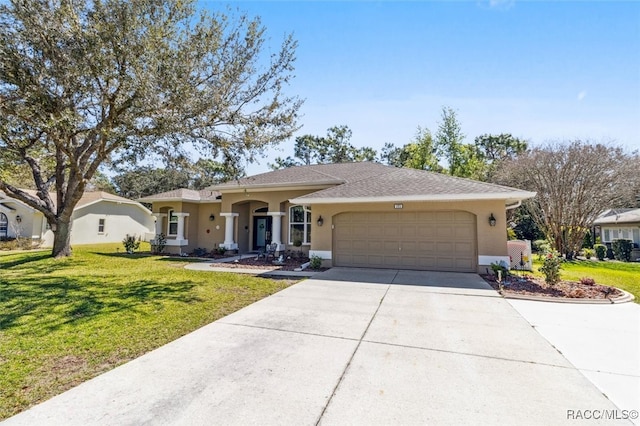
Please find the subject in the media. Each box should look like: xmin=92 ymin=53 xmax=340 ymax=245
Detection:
xmin=0 ymin=213 xmax=7 ymax=238
xmin=289 ymin=205 xmax=311 ymax=245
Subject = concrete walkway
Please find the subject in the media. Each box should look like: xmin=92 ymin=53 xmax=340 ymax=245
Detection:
xmin=509 ymin=299 xmax=640 ymax=424
xmin=3 ymin=268 xmax=629 ymax=425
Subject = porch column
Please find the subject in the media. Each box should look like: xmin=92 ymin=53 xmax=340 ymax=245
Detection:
xmin=174 ymin=213 xmax=189 ymax=241
xmin=220 ymin=212 xmax=238 ymax=250
xmin=267 ymin=212 xmax=286 ymax=251
xmin=152 ymin=213 xmax=166 ymax=235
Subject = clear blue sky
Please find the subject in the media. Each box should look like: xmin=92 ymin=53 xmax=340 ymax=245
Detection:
xmin=201 ymin=0 xmax=640 ymax=174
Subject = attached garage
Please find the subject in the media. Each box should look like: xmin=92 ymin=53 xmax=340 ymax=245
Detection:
xmin=333 ymin=211 xmax=477 ymax=272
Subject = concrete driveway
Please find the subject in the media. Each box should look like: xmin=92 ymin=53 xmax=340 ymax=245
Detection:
xmin=3 ymin=268 xmax=628 ymax=425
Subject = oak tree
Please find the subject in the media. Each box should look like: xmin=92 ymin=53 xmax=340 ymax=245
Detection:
xmin=0 ymin=0 xmax=301 ymax=257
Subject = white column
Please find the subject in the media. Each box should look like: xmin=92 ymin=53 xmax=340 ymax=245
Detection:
xmin=267 ymin=212 xmax=286 ymax=251
xmin=152 ymin=214 xmax=166 ymax=235
xmin=174 ymin=213 xmax=189 ymax=241
xmin=220 ymin=212 xmax=238 ymax=250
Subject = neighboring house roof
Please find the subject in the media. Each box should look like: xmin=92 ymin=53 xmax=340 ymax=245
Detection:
xmin=593 ymin=208 xmax=640 ymax=225
xmin=0 ymin=190 xmax=151 ymax=214
xmin=138 ymin=188 xmax=221 ymax=203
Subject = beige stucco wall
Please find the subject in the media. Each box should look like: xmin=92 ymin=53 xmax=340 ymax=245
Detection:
xmin=152 ymin=201 xmax=220 ymax=254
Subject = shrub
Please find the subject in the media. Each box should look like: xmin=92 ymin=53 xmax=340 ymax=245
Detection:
xmin=216 ymin=246 xmax=227 ymax=255
xmin=583 ymin=248 xmax=593 ymax=259
xmin=539 ymin=251 xmax=562 ymax=285
xmin=582 ymin=231 xmax=593 ymax=248
xmin=507 ymin=228 xmax=517 ymax=240
xmin=533 ymin=239 xmax=550 ymax=252
xmin=122 ymin=234 xmax=141 ymax=254
xmin=0 ymin=237 xmax=34 ymax=251
xmin=490 ymin=261 xmax=509 ymax=279
xmin=309 ymin=255 xmax=323 ymax=269
xmin=612 ymin=239 xmax=633 ymax=262
xmin=151 ymin=233 xmax=166 ymax=254
xmin=579 ymin=277 xmax=596 ymax=286
xmin=594 ymin=244 xmax=606 ymax=261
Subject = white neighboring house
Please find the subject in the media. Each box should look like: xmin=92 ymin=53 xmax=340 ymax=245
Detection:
xmin=593 ymin=208 xmax=640 ymax=247
xmin=0 ymin=190 xmax=155 ymax=247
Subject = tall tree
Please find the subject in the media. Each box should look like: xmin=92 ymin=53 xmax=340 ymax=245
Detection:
xmin=475 ymin=133 xmax=528 ymax=180
xmin=435 ymin=106 xmax=466 ymax=176
xmin=0 ymin=0 xmax=301 ymax=257
xmin=270 ymin=125 xmax=376 ymax=169
xmin=495 ymin=141 xmax=639 ymax=258
xmin=112 ymin=158 xmax=240 ymax=199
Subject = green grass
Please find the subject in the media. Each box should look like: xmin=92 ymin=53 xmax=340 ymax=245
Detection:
xmin=0 ymin=244 xmax=296 ymax=420
xmin=532 ymin=257 xmax=640 ymax=302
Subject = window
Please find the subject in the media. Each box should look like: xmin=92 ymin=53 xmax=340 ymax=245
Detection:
xmin=168 ymin=210 xmax=178 ymax=235
xmin=289 ymin=205 xmax=311 ymax=245
xmin=0 ymin=213 xmax=7 ymax=237
xmin=633 ymin=229 xmax=640 ymax=246
xmin=603 ymin=229 xmax=610 ymax=242
xmin=98 ymin=218 xmax=105 ymax=234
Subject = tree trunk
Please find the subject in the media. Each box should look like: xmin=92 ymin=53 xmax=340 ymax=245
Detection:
xmin=52 ymin=218 xmax=72 ymax=258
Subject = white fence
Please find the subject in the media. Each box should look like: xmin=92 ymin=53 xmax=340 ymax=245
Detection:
xmin=507 ymin=239 xmax=532 ymax=271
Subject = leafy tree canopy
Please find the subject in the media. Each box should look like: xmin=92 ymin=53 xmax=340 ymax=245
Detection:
xmin=270 ymin=125 xmax=376 ymax=169
xmin=0 ymin=0 xmax=301 ymax=257
xmin=113 ymin=158 xmax=240 ymax=199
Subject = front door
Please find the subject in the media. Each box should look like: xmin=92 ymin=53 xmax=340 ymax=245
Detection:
xmin=253 ymin=216 xmax=272 ymax=250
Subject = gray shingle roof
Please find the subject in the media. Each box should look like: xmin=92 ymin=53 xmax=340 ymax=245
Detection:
xmin=593 ymin=208 xmax=640 ymax=225
xmin=140 ymin=163 xmax=535 ymax=204
xmin=296 ymin=167 xmax=530 ymax=199
xmin=138 ymin=188 xmax=220 ymax=203
xmin=209 ymin=162 xmax=392 ymax=190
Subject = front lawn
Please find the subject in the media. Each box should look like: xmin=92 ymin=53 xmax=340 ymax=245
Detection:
xmin=0 ymin=244 xmax=296 ymax=420
xmin=531 ymin=257 xmax=640 ymax=302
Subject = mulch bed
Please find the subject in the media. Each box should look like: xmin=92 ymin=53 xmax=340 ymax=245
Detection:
xmin=481 ymin=274 xmax=623 ymax=300
xmin=211 ymin=255 xmax=327 ymax=272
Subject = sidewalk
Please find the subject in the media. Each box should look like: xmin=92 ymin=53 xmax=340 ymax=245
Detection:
xmin=508 ymin=299 xmax=640 ymax=423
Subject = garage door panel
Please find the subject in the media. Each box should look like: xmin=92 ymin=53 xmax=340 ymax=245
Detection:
xmin=333 ymin=211 xmax=477 ymax=272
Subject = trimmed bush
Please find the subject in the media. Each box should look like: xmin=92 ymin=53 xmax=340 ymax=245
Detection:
xmin=594 ymin=244 xmax=606 ymax=261
xmin=151 ymin=233 xmax=166 ymax=254
xmin=309 ymin=255 xmax=323 ymax=269
xmin=122 ymin=234 xmax=141 ymax=254
xmin=539 ymin=251 xmax=562 ymax=285
xmin=612 ymin=239 xmax=633 ymax=262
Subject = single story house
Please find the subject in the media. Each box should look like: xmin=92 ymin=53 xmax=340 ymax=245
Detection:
xmin=140 ymin=162 xmax=535 ymax=273
xmin=593 ymin=208 xmax=640 ymax=247
xmin=0 ymin=190 xmax=155 ymax=247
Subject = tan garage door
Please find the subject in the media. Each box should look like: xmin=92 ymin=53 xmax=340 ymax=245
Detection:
xmin=333 ymin=211 xmax=477 ymax=272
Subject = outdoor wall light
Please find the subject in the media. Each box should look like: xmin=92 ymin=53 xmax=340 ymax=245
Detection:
xmin=317 ymin=216 xmax=324 ymax=227
xmin=209 ymin=214 xmax=215 ymax=221
xmin=488 ymin=213 xmax=496 ymax=227
xmin=15 ymin=215 xmax=22 ymax=223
